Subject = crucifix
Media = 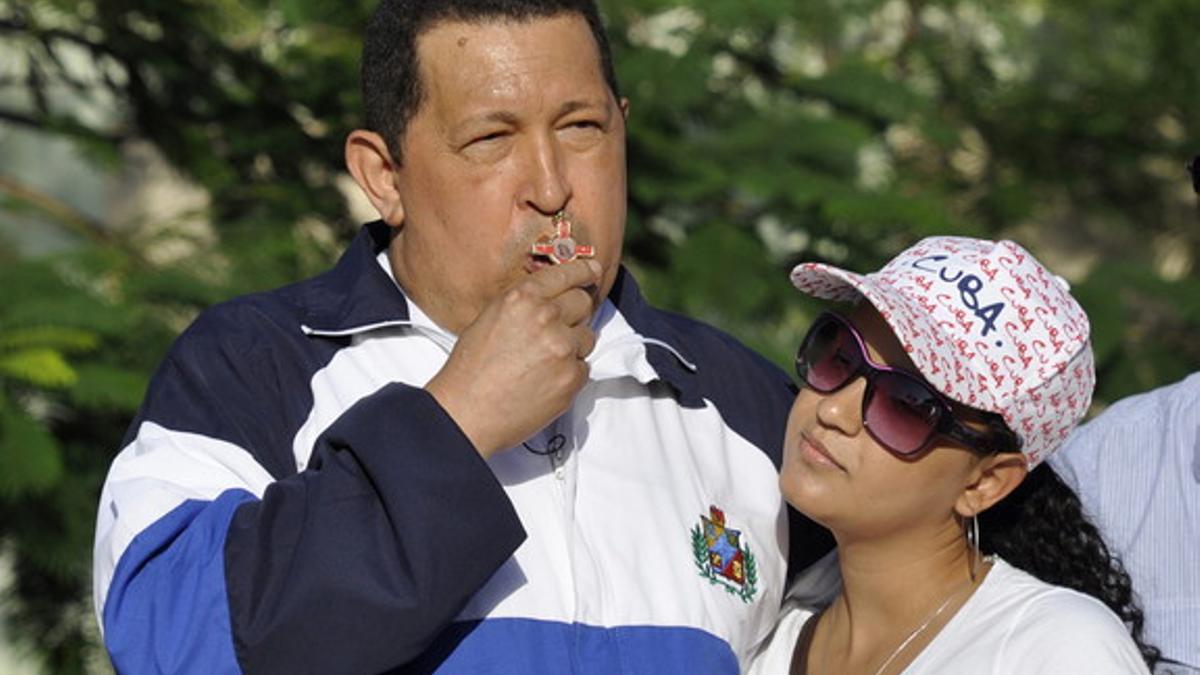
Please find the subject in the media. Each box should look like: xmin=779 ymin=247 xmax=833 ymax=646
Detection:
xmin=531 ymin=211 xmax=594 ymax=264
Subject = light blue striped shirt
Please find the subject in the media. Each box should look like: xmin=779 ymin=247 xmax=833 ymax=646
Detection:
xmin=1050 ymin=372 xmax=1200 ymax=674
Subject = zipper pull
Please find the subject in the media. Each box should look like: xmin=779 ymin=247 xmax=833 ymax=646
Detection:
xmin=547 ymin=433 xmax=567 ymax=480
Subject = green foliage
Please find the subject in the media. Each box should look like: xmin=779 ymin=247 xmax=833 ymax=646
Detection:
xmin=604 ymin=0 xmax=1197 ymax=387
xmin=0 ymin=395 xmax=64 ymax=498
xmin=68 ymin=365 xmax=148 ymax=413
xmin=1 ymin=0 xmax=1198 ymax=672
xmin=0 ymin=328 xmax=100 ymax=355
xmin=0 ymin=258 xmax=133 ymax=670
xmin=1075 ymin=262 xmax=1200 ymax=402
xmin=0 ymin=349 xmax=77 ymax=389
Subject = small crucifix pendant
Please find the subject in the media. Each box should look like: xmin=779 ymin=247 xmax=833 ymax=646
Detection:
xmin=531 ymin=211 xmax=595 ymax=264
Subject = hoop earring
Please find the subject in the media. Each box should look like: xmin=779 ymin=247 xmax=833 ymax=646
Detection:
xmin=964 ymin=512 xmax=981 ymax=580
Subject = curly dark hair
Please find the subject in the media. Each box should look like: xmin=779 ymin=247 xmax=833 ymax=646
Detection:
xmin=361 ymin=0 xmax=621 ymax=164
xmin=978 ymin=463 xmax=1161 ymax=668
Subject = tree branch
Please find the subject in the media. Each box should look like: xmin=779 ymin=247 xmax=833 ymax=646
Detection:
xmin=0 ymin=17 xmax=122 ymax=60
xmin=0 ymin=173 xmax=116 ymax=247
xmin=0 ymin=107 xmax=48 ymax=130
xmin=0 ymin=106 xmax=127 ymax=145
xmin=724 ymin=46 xmax=893 ymax=134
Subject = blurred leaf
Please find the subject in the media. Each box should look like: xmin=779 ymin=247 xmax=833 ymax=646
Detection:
xmin=0 ymin=349 xmax=78 ymax=388
xmin=0 ymin=396 xmax=64 ymax=499
xmin=0 ymin=327 xmax=100 ymax=354
xmin=69 ymin=365 xmax=149 ymax=413
xmin=795 ymin=60 xmax=923 ymax=123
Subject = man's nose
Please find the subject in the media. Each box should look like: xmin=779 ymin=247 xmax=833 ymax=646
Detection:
xmin=815 ymin=378 xmax=867 ymax=437
xmin=520 ymin=135 xmax=571 ymax=214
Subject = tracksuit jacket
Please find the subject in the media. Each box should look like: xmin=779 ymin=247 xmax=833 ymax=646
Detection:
xmin=93 ymin=221 xmax=831 ymax=674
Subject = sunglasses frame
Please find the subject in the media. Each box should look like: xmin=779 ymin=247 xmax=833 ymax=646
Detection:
xmin=795 ymin=312 xmax=1021 ymax=458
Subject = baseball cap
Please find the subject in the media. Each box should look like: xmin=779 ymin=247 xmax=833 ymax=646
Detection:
xmin=790 ymin=236 xmax=1094 ymax=467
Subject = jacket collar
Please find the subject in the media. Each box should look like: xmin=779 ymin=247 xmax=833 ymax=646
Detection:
xmin=299 ymin=221 xmax=412 ymax=336
xmin=606 ymin=266 xmax=704 ymax=406
xmin=298 ymin=221 xmax=701 ymax=399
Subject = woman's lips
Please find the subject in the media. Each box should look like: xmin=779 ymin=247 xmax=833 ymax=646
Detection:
xmin=798 ymin=431 xmax=846 ymax=471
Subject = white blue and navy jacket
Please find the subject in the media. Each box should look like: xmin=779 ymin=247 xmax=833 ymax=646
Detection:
xmin=93 ymin=221 xmax=831 ymax=674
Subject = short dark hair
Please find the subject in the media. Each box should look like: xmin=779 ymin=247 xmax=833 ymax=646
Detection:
xmin=361 ymin=0 xmax=622 ymax=163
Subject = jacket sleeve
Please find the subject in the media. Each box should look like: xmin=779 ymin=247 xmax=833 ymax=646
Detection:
xmin=94 ymin=310 xmax=525 ymax=674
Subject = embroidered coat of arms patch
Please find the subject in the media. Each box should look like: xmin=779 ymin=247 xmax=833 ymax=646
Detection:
xmin=690 ymin=505 xmax=758 ymax=603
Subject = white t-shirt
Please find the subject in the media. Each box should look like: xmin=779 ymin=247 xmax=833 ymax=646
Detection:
xmin=749 ymin=554 xmax=1150 ymax=674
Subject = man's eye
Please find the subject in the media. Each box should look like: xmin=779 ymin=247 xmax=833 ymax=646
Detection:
xmin=472 ymin=131 xmax=507 ymax=144
xmin=460 ymin=131 xmax=511 ymax=161
xmin=559 ymin=121 xmax=605 ymax=144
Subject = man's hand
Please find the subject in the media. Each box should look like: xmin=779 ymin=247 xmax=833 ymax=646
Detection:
xmin=425 ymin=259 xmax=602 ymax=458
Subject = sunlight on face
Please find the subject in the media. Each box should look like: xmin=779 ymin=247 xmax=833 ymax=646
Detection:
xmin=390 ymin=14 xmax=628 ymax=333
xmin=780 ymin=304 xmax=985 ymax=541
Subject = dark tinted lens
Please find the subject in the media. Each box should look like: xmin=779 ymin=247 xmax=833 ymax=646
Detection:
xmin=798 ymin=318 xmax=859 ymax=392
xmin=865 ymin=372 xmax=942 ymax=455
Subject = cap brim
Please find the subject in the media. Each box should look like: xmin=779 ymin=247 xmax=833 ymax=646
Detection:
xmin=790 ymin=262 xmax=999 ymax=415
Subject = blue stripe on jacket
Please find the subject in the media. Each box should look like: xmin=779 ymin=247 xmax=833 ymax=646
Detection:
xmin=104 ymin=489 xmax=256 ymax=674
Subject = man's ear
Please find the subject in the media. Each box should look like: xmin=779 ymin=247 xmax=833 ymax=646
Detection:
xmin=955 ymin=452 xmax=1028 ymax=517
xmin=344 ymin=130 xmax=405 ymax=226
xmin=618 ymin=97 xmax=630 ymax=121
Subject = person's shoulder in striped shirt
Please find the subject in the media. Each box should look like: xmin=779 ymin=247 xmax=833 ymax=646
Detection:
xmin=1050 ymin=372 xmax=1200 ymax=674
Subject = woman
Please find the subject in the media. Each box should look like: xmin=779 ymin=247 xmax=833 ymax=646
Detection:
xmin=750 ymin=237 xmax=1158 ymax=674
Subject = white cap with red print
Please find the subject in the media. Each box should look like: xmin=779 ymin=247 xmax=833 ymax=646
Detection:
xmin=790 ymin=237 xmax=1094 ymax=467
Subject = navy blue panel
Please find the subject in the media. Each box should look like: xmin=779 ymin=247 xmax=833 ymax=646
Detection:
xmin=395 ymin=618 xmax=739 ymax=674
xmin=122 ymin=302 xmax=332 ymax=481
xmin=103 ymin=489 xmax=256 ymax=675
xmin=294 ymin=220 xmax=412 ymax=332
xmin=120 ymin=222 xmax=401 ymax=481
xmin=225 ymin=384 xmax=526 ymax=675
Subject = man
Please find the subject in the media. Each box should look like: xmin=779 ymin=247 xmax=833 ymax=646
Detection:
xmin=1049 ymin=373 xmax=1200 ymax=674
xmin=92 ymin=1 xmax=830 ymax=672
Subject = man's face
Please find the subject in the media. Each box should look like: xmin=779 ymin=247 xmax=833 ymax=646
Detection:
xmin=389 ymin=14 xmax=627 ymax=333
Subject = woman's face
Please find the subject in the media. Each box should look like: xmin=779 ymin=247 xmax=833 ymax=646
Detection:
xmin=780 ymin=305 xmax=984 ymax=541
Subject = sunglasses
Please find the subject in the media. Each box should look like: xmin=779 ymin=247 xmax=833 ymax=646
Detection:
xmin=795 ymin=312 xmax=1020 ymax=458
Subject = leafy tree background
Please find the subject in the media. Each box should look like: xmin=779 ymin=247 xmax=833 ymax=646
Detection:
xmin=0 ymin=0 xmax=1197 ymax=671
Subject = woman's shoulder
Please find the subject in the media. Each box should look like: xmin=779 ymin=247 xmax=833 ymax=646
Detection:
xmin=746 ymin=552 xmax=840 ymax=675
xmin=926 ymin=557 xmax=1150 ymax=673
xmin=745 ymin=601 xmax=817 ymax=675
xmin=982 ymin=557 xmax=1131 ymax=626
